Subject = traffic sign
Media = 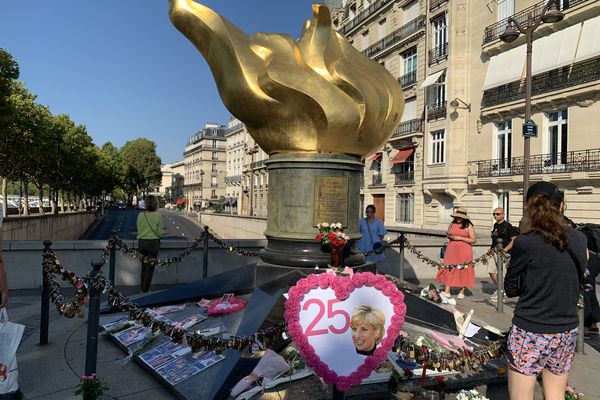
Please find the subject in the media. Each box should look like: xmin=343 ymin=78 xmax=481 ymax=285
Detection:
xmin=522 ymin=119 xmax=537 ymax=137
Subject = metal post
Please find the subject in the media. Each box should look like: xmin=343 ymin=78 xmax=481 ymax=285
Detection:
xmin=495 ymin=238 xmax=504 ymax=313
xmin=522 ymin=24 xmax=533 ymax=225
xmin=84 ymin=261 xmax=104 ymax=376
xmin=576 ymin=306 xmax=585 ymax=354
xmin=40 ymin=240 xmax=52 ymax=346
xmin=332 ymin=386 xmax=345 ymax=400
xmin=203 ymin=226 xmax=209 ymax=279
xmin=109 ymin=230 xmax=117 ymax=285
xmin=399 ymin=232 xmax=405 ymax=282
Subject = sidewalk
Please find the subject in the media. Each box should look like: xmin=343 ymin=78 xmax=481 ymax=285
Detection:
xmin=8 ymin=281 xmax=600 ymax=400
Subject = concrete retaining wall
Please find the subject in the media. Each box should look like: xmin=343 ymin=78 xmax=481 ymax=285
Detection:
xmin=2 ymin=212 xmax=96 ymax=241
xmin=196 ymin=213 xmax=267 ymax=239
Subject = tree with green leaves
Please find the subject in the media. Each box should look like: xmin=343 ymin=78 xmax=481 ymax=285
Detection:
xmin=120 ymin=138 xmax=162 ymax=202
xmin=0 ymin=48 xmax=19 ymax=215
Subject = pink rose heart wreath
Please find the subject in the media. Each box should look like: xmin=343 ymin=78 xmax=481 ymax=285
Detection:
xmin=284 ymin=272 xmax=406 ymax=391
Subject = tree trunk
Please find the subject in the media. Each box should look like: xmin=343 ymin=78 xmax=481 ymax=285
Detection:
xmin=37 ymin=185 xmax=45 ymax=215
xmin=22 ymin=181 xmax=29 ymax=216
xmin=1 ymin=177 xmax=7 ymax=217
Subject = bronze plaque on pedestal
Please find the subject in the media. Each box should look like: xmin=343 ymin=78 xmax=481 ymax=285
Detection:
xmin=313 ymin=176 xmax=348 ymax=226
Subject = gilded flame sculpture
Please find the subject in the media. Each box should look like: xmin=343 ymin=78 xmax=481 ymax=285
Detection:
xmin=169 ymin=0 xmax=404 ymax=157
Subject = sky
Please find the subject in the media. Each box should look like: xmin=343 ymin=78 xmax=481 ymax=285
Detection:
xmin=0 ymin=1 xmax=319 ymax=164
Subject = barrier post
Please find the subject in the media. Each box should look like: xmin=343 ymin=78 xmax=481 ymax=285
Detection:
xmin=576 ymin=306 xmax=585 ymax=354
xmin=40 ymin=240 xmax=52 ymax=345
xmin=84 ymin=261 xmax=104 ymax=377
xmin=495 ymin=238 xmax=504 ymax=313
xmin=398 ymin=232 xmax=406 ymax=282
xmin=109 ymin=230 xmax=117 ymax=285
xmin=203 ymin=226 xmax=209 ymax=279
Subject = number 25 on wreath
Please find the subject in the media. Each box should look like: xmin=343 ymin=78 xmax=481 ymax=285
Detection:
xmin=302 ymin=298 xmax=350 ymax=336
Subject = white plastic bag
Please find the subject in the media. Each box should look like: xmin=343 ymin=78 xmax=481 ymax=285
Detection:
xmin=0 ymin=309 xmax=25 ymax=394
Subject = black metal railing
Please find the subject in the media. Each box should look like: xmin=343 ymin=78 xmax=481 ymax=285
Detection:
xmin=363 ymin=16 xmax=426 ymax=58
xmin=339 ymin=0 xmax=395 ymax=35
xmin=427 ymin=102 xmax=447 ymax=121
xmin=473 ymin=148 xmax=600 ymax=177
xmin=250 ymin=160 xmax=266 ymax=169
xmin=428 ymin=43 xmax=448 ymax=65
xmin=211 ymin=183 xmax=219 ymax=188
xmin=392 ymin=118 xmax=423 ymax=138
xmin=430 ymin=0 xmax=449 ymax=11
xmin=482 ymin=57 xmax=600 ymax=108
xmin=482 ymin=0 xmax=590 ymax=45
xmin=395 ymin=170 xmax=415 ymax=185
xmin=225 ymin=175 xmax=242 ymax=183
xmin=224 ymin=122 xmax=244 ymax=135
xmin=399 ymin=70 xmax=417 ymax=88
xmin=371 ymin=174 xmax=383 ymax=186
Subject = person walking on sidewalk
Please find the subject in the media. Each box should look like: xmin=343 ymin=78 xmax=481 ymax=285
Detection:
xmin=436 ymin=207 xmax=476 ymax=300
xmin=489 ymin=207 xmax=519 ymax=302
xmin=356 ymin=204 xmax=388 ymax=264
xmin=136 ymin=195 xmax=164 ymax=293
xmin=504 ymin=182 xmax=587 ymax=400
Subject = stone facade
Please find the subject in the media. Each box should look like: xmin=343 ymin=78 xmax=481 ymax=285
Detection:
xmin=182 ymin=123 xmax=227 ymax=211
xmin=335 ymin=0 xmax=600 ymax=231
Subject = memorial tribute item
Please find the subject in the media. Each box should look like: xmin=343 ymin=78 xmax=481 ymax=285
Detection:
xmin=140 ymin=341 xmax=191 ymax=370
xmin=207 ymin=293 xmax=247 ymax=316
xmin=284 ymin=272 xmax=406 ymax=391
xmin=156 ymin=351 xmax=225 ymax=385
xmin=169 ymin=0 xmax=404 ymax=268
xmin=113 ymin=324 xmax=152 ymax=347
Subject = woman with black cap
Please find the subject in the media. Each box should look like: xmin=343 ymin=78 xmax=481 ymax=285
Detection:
xmin=504 ymin=181 xmax=587 ymax=399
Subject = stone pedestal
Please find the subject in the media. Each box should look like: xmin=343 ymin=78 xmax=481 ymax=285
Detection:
xmin=259 ymin=153 xmax=363 ymax=268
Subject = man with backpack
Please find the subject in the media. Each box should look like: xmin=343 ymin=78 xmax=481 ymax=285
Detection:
xmin=489 ymin=207 xmax=519 ymax=302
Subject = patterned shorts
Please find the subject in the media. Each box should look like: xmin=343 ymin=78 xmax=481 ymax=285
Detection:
xmin=506 ymin=325 xmax=577 ymax=376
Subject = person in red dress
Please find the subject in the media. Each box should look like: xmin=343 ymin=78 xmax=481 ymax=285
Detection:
xmin=436 ymin=207 xmax=477 ymax=299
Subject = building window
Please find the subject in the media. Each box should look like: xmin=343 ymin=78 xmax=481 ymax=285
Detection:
xmin=546 ymin=109 xmax=568 ymax=166
xmin=497 ymin=0 xmax=514 ymax=22
xmin=400 ymin=49 xmax=417 ymax=87
xmin=430 ymin=130 xmax=445 ymax=164
xmin=498 ymin=192 xmax=510 ymax=221
xmin=495 ymin=120 xmax=512 ymax=170
xmin=211 ymin=163 xmax=217 ymax=173
xmin=396 ymin=194 xmax=414 ymax=223
xmin=431 ymin=15 xmax=447 ymax=51
xmin=362 ymin=30 xmax=369 ymax=51
xmin=211 ymin=190 xmax=216 ymax=198
xmin=378 ymin=19 xmax=387 ymax=39
xmin=370 ymin=154 xmax=382 ymax=185
xmin=428 ymin=82 xmax=446 ymax=107
xmin=212 ymin=151 xmax=218 ymax=160
xmin=212 ymin=140 xmax=217 ymax=149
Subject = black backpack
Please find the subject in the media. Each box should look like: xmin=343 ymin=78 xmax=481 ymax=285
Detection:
xmin=578 ymin=223 xmax=600 ymax=280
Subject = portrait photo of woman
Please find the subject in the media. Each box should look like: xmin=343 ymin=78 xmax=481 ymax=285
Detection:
xmin=350 ymin=305 xmax=385 ymax=356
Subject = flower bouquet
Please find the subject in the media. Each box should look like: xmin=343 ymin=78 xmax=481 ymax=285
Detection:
xmin=565 ymin=385 xmax=585 ymax=399
xmin=74 ymin=374 xmax=109 ymax=400
xmin=315 ymin=222 xmax=350 ymax=268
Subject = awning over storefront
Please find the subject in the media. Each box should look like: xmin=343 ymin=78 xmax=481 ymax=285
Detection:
xmin=419 ymin=70 xmax=445 ymax=89
xmin=483 ymin=45 xmax=525 ymax=90
xmin=532 ymin=22 xmax=580 ymax=75
xmin=367 ymin=152 xmax=382 ymax=161
xmin=574 ymin=15 xmax=600 ymax=63
xmin=390 ymin=147 xmax=415 ymax=164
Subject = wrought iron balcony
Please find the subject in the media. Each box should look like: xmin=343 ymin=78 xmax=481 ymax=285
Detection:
xmin=472 ymin=148 xmax=600 ymax=178
xmin=391 ymin=118 xmax=423 ymax=138
xmin=482 ymin=58 xmax=600 ymax=108
xmin=211 ymin=183 xmax=219 ymax=188
xmin=395 ymin=171 xmax=415 ymax=185
xmin=430 ymin=0 xmax=449 ymax=11
xmin=428 ymin=43 xmax=448 ymax=65
xmin=363 ymin=15 xmax=426 ymax=58
xmin=339 ymin=0 xmax=395 ymax=36
xmin=399 ymin=71 xmax=417 ymax=88
xmin=250 ymin=160 xmax=266 ymax=169
xmin=482 ymin=0 xmax=590 ymax=45
xmin=426 ymin=102 xmax=447 ymax=121
xmin=225 ymin=175 xmax=242 ymax=183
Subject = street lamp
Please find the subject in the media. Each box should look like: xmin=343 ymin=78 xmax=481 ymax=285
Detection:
xmin=499 ymin=0 xmax=563 ymax=224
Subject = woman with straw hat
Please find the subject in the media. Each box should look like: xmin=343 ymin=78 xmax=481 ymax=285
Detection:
xmin=436 ymin=207 xmax=477 ymax=299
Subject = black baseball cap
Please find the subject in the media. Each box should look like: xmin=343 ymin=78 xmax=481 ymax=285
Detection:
xmin=526 ymin=181 xmax=562 ymax=203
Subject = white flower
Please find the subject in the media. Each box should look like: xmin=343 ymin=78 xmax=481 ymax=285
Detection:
xmin=415 ymin=336 xmax=424 ymax=347
xmin=322 ymin=222 xmax=329 ymax=228
xmin=317 ymin=223 xmax=322 ymax=229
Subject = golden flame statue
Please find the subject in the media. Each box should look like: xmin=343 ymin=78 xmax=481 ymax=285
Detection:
xmin=169 ymin=0 xmax=404 ymax=156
